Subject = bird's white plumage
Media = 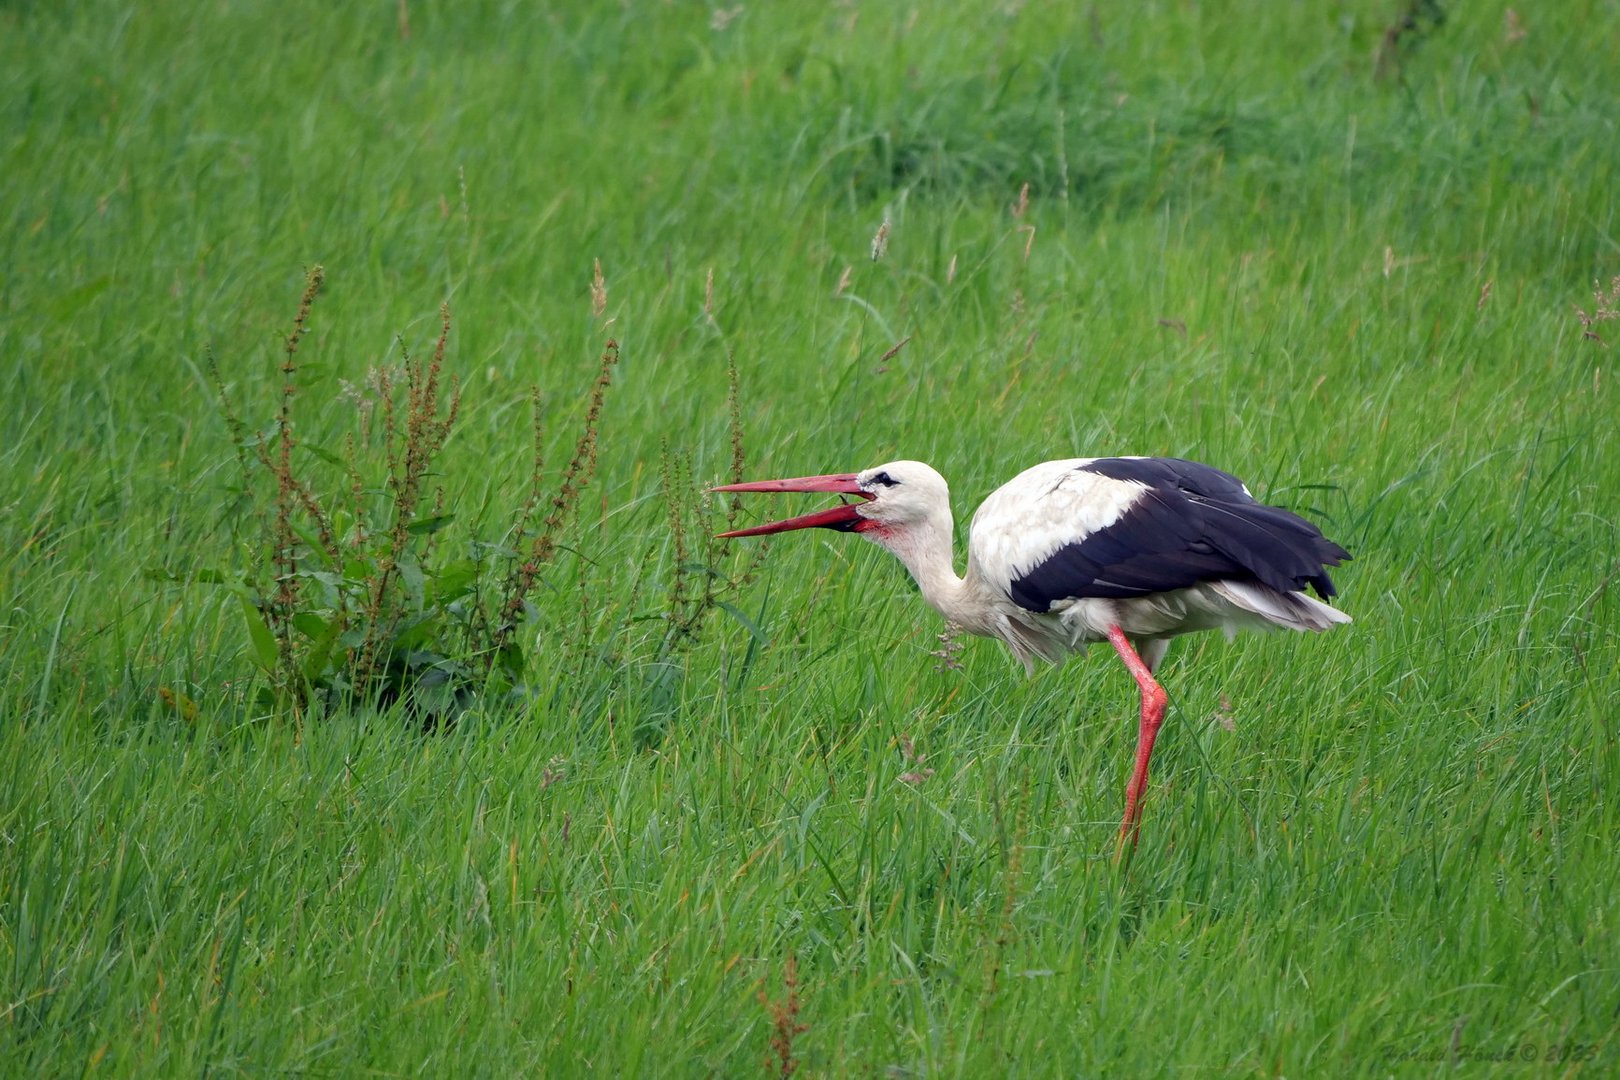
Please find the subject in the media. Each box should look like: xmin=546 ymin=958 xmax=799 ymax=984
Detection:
xmin=966 ymin=458 xmax=1147 ymax=606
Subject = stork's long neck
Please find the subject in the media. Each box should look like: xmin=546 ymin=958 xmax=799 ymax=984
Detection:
xmin=868 ymin=510 xmax=979 ymax=627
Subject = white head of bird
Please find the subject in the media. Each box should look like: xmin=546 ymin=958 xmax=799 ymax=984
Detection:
xmin=847 ymin=460 xmax=951 ymax=529
xmin=716 ymin=460 xmax=976 ymax=626
xmin=714 ymin=454 xmax=1352 ymax=854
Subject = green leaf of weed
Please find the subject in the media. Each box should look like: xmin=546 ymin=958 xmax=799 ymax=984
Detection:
xmin=239 ymin=596 xmax=279 ymax=673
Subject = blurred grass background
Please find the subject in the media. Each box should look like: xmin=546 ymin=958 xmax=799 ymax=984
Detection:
xmin=2 ymin=1 xmax=1617 ymax=1075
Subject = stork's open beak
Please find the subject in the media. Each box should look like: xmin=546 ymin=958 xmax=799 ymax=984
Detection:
xmin=712 ymin=473 xmax=875 ymax=538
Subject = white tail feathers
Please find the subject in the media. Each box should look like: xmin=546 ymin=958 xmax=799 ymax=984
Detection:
xmin=1211 ymin=580 xmax=1353 ymax=633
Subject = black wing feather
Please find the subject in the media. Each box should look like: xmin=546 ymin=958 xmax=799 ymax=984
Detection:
xmin=1007 ymin=458 xmax=1351 ymax=613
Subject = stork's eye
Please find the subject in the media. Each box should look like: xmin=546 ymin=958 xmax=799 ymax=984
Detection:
xmin=870 ymin=471 xmax=899 ymax=487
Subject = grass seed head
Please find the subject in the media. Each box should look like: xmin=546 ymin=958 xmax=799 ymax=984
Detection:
xmin=1574 ymin=276 xmax=1620 ymax=346
xmin=1505 ymin=8 xmax=1526 ymax=44
xmin=1010 ymin=180 xmax=1029 ymax=217
xmin=591 ymin=259 xmax=607 ymax=318
xmin=870 ymin=216 xmax=890 ymax=261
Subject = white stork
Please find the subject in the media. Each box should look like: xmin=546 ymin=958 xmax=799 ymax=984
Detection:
xmin=715 ymin=457 xmax=1352 ymax=851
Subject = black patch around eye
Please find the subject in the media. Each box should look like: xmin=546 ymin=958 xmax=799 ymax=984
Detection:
xmin=870 ymin=471 xmax=899 ymax=487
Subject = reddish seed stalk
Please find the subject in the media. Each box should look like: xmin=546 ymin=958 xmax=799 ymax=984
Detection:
xmin=355 ymin=308 xmax=461 ymax=692
xmin=491 ymin=340 xmax=618 ymax=661
xmin=268 ymin=266 xmax=326 ymax=694
xmin=656 ymin=352 xmax=769 ymax=652
xmin=760 ymin=953 xmax=808 ymax=1078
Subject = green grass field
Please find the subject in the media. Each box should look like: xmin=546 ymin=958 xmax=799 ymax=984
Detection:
xmin=4 ymin=1 xmax=1618 ymax=1075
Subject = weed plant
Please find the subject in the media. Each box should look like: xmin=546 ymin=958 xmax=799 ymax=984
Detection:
xmin=189 ymin=267 xmax=621 ymax=724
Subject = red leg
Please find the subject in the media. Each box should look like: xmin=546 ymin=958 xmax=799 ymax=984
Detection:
xmin=1107 ymin=625 xmax=1169 ymax=855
